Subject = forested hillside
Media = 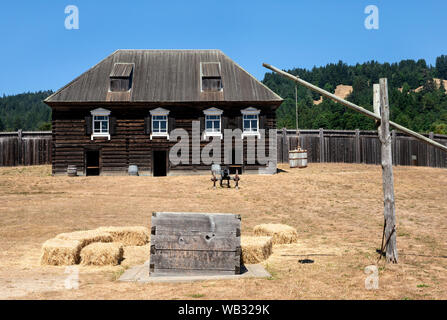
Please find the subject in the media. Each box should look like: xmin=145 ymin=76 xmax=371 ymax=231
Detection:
xmin=1 ymin=55 xmax=447 ymax=134
xmin=0 ymin=91 xmax=53 ymax=131
xmin=263 ymin=55 xmax=447 ymax=134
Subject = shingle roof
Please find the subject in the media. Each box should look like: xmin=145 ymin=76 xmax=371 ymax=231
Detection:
xmin=45 ymin=49 xmax=282 ymax=104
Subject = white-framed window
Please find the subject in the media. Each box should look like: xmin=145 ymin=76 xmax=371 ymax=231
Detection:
xmin=152 ymin=115 xmax=167 ymax=133
xmin=243 ymin=114 xmax=258 ymax=132
xmin=94 ymin=116 xmax=109 ymax=134
xmin=206 ymin=115 xmax=221 ymax=133
xmin=90 ymin=108 xmax=111 ymax=140
xmin=241 ymin=107 xmax=261 ymax=139
xmin=203 ymin=107 xmax=223 ymax=139
xmin=150 ymin=107 xmax=169 ymax=139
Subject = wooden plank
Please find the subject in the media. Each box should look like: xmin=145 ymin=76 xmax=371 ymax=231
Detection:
xmin=319 ymin=128 xmax=324 ymax=162
xmin=152 ymin=212 xmax=241 ymax=234
xmin=150 ymin=250 xmax=240 ymax=271
xmin=149 ymin=268 xmax=237 ymax=276
xmin=282 ymin=128 xmax=288 ymax=162
xmin=152 ymin=234 xmax=240 ymax=251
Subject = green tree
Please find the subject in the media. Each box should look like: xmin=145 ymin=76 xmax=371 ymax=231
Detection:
xmin=0 ymin=91 xmax=53 ymax=130
xmin=436 ymin=55 xmax=447 ymax=79
xmin=37 ymin=121 xmax=52 ymax=131
xmin=430 ymin=122 xmax=447 ymax=134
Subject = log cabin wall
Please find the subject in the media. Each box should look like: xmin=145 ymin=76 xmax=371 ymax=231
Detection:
xmin=51 ymin=103 xmax=277 ymax=176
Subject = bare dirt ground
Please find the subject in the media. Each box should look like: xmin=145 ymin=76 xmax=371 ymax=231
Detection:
xmin=313 ymin=84 xmax=353 ymax=104
xmin=0 ymin=163 xmax=446 ymax=300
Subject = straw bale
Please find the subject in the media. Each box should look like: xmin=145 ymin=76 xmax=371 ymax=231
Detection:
xmin=40 ymin=238 xmax=82 ymax=265
xmin=96 ymin=226 xmax=149 ymax=246
xmin=253 ymin=224 xmax=298 ymax=244
xmin=241 ymin=236 xmax=272 ymax=264
xmin=56 ymin=230 xmax=113 ymax=247
xmin=80 ymin=242 xmax=124 ymax=266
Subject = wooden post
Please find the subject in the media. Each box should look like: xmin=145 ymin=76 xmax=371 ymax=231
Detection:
xmin=391 ymin=130 xmax=396 ymax=165
xmin=17 ymin=129 xmax=23 ymax=166
xmin=378 ymin=78 xmax=398 ymax=263
xmin=282 ymin=128 xmax=288 ymax=162
xmin=295 ymin=85 xmax=300 ymax=148
xmin=319 ymin=128 xmax=324 ymax=163
xmin=428 ymin=132 xmax=434 ymax=167
xmin=355 ymin=129 xmax=361 ymax=163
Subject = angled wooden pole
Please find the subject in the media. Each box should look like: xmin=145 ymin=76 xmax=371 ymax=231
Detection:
xmin=262 ymin=63 xmax=447 ymax=153
xmin=378 ymin=78 xmax=398 ymax=263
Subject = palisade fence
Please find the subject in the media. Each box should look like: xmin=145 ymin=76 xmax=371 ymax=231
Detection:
xmin=0 ymin=130 xmax=52 ymax=166
xmin=278 ymin=128 xmax=447 ymax=168
xmin=0 ymin=129 xmax=446 ymax=168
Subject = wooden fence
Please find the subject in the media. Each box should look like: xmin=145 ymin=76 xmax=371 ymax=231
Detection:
xmin=0 ymin=130 xmax=52 ymax=166
xmin=0 ymin=129 xmax=446 ymax=168
xmin=277 ymin=129 xmax=447 ymax=168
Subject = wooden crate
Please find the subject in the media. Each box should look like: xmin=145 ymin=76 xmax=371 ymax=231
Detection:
xmin=150 ymin=212 xmax=241 ymax=276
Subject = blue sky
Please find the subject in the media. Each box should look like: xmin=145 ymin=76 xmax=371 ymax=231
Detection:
xmin=0 ymin=0 xmax=446 ymax=96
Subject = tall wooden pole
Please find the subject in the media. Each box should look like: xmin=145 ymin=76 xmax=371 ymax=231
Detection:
xmin=378 ymin=78 xmax=398 ymax=263
xmin=295 ymin=85 xmax=300 ymax=148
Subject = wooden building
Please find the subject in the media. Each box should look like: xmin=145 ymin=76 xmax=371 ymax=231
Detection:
xmin=44 ymin=50 xmax=283 ymax=176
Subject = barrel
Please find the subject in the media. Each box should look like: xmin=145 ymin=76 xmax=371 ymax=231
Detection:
xmin=128 ymin=164 xmax=139 ymax=176
xmin=67 ymin=165 xmax=77 ymax=177
xmin=289 ymin=149 xmax=308 ymax=168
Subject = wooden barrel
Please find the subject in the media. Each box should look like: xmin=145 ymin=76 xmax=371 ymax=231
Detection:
xmin=128 ymin=164 xmax=139 ymax=176
xmin=67 ymin=165 xmax=77 ymax=177
xmin=289 ymin=149 xmax=308 ymax=168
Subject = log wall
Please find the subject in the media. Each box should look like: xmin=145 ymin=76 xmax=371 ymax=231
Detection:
xmin=50 ymin=105 xmax=276 ymax=175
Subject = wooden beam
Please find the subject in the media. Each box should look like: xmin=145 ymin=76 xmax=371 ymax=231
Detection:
xmin=378 ymin=78 xmax=398 ymax=263
xmin=262 ymin=63 xmax=447 ymax=153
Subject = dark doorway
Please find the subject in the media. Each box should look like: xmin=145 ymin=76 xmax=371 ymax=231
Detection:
xmin=153 ymin=150 xmax=167 ymax=176
xmin=229 ymin=148 xmax=242 ymax=175
xmin=86 ymin=150 xmax=100 ymax=176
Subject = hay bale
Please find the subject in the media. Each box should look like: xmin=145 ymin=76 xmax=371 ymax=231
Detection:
xmin=121 ymin=244 xmax=150 ymax=268
xmin=56 ymin=230 xmax=113 ymax=248
xmin=40 ymin=238 xmax=83 ymax=265
xmin=80 ymin=242 xmax=124 ymax=266
xmin=253 ymin=223 xmax=298 ymax=244
xmin=96 ymin=226 xmax=149 ymax=246
xmin=241 ymin=236 xmax=272 ymax=264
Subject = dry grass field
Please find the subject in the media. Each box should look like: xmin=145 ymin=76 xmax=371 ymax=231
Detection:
xmin=0 ymin=163 xmax=446 ymax=300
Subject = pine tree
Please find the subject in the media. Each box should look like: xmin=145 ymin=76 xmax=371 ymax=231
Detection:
xmin=436 ymin=55 xmax=447 ymax=79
